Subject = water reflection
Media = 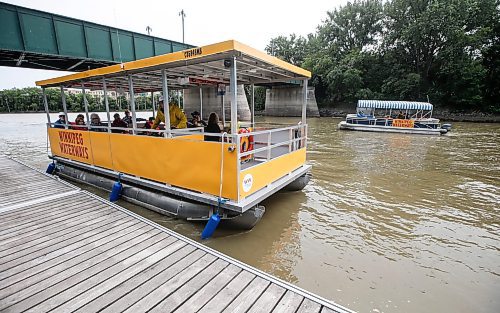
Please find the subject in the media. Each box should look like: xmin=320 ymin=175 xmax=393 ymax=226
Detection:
xmin=0 ymin=114 xmax=499 ymax=313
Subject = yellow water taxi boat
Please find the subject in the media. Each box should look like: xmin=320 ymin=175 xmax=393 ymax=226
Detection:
xmin=37 ymin=40 xmax=311 ymax=230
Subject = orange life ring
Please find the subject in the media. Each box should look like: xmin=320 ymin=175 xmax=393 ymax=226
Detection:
xmin=238 ymin=128 xmax=254 ymax=162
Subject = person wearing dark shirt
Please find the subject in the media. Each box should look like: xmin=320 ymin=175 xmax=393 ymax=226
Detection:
xmin=111 ymin=113 xmax=128 ymax=133
xmin=204 ymin=112 xmax=222 ymax=142
xmin=54 ymin=112 xmax=66 ymax=129
xmin=90 ymin=113 xmax=105 ymax=132
xmin=188 ymin=111 xmax=207 ymax=128
xmin=122 ymin=109 xmax=132 ymax=127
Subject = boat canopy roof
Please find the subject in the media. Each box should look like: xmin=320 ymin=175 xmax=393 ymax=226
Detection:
xmin=36 ymin=40 xmax=311 ymax=91
xmin=358 ymin=100 xmax=433 ymax=111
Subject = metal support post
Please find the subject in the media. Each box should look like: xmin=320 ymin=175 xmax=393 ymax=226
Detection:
xmin=81 ymin=84 xmax=90 ymax=129
xmin=199 ymin=87 xmax=203 ymax=119
xmin=151 ymin=91 xmax=155 ymax=117
xmin=128 ymin=76 xmax=138 ymax=134
xmin=221 ymin=94 xmax=225 ymax=127
xmin=161 ymin=69 xmax=171 ymax=137
xmin=102 ymin=78 xmax=111 ymax=132
xmin=251 ymin=83 xmax=255 ymax=129
xmin=230 ymin=56 xmax=238 ymax=134
xmin=301 ymin=79 xmax=308 ymax=126
xmin=60 ymin=86 xmax=68 ymax=129
xmin=42 ymin=88 xmax=51 ymax=125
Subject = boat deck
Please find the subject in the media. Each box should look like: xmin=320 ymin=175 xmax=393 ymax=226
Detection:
xmin=0 ymin=156 xmax=351 ymax=313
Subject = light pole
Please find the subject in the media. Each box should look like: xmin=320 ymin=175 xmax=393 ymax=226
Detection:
xmin=179 ymin=9 xmax=186 ymax=43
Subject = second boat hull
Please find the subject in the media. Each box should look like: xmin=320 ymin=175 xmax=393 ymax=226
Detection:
xmin=338 ymin=121 xmax=447 ymax=135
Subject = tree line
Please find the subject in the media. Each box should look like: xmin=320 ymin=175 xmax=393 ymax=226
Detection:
xmin=0 ymin=87 xmax=181 ymax=113
xmin=266 ymin=0 xmax=499 ymax=113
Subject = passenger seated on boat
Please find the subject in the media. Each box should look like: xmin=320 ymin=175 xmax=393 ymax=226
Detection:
xmin=204 ymin=112 xmax=222 ymax=142
xmin=73 ymin=114 xmax=86 ymax=130
xmin=144 ymin=117 xmax=154 ymax=129
xmin=90 ymin=113 xmax=105 ymax=132
xmin=188 ymin=111 xmax=207 ymax=128
xmin=111 ymin=113 xmax=128 ymax=133
xmin=122 ymin=109 xmax=132 ymax=127
xmin=150 ymin=97 xmax=188 ymax=130
xmin=54 ymin=112 xmax=66 ymax=129
xmin=397 ymin=111 xmax=405 ymax=119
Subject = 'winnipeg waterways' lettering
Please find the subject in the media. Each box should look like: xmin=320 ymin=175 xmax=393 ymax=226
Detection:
xmin=58 ymin=131 xmax=89 ymax=159
xmin=58 ymin=131 xmax=84 ymax=145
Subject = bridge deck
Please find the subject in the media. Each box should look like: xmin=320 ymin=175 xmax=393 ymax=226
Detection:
xmin=0 ymin=156 xmax=351 ymax=313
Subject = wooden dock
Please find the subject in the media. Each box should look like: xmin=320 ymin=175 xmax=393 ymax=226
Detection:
xmin=0 ymin=156 xmax=352 ymax=313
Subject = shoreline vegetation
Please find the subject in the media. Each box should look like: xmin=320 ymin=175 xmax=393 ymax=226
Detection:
xmin=3 ymin=109 xmax=497 ymax=123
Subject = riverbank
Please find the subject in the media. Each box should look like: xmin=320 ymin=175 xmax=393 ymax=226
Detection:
xmin=317 ymin=107 xmax=500 ymax=122
xmin=4 ymin=109 xmax=500 ymax=122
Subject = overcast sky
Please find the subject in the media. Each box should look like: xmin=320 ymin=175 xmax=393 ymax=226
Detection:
xmin=0 ymin=0 xmax=346 ymax=89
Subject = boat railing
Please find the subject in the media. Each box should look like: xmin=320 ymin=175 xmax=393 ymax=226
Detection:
xmin=238 ymin=123 xmax=307 ymax=166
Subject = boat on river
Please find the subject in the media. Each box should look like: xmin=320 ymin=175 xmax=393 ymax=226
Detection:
xmin=37 ymin=40 xmax=311 ymax=231
xmin=338 ymin=100 xmax=451 ymax=135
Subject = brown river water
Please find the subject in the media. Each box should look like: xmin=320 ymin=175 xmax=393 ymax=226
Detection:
xmin=0 ymin=113 xmax=499 ymax=313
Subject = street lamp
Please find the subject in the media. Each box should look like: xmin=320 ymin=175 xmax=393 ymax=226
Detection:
xmin=179 ymin=9 xmax=186 ymax=43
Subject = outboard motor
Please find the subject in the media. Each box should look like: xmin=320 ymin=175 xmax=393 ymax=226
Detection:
xmin=442 ymin=123 xmax=452 ymax=131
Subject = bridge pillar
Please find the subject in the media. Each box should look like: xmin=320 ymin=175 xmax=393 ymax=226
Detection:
xmin=183 ymin=85 xmax=251 ymax=121
xmin=264 ymin=86 xmax=320 ymax=117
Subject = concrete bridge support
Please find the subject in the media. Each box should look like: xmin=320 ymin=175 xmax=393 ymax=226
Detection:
xmin=183 ymin=85 xmax=251 ymax=121
xmin=264 ymin=86 xmax=320 ymax=117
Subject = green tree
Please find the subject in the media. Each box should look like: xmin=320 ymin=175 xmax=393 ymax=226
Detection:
xmin=265 ymin=34 xmax=309 ymax=65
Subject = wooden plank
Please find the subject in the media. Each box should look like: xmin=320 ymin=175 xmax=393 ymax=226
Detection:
xmin=0 ymin=195 xmax=91 ymax=232
xmin=0 ymin=214 xmax=136 ymax=273
xmin=146 ymin=258 xmax=230 ymax=313
xmin=75 ymin=245 xmax=198 ymax=313
xmin=99 ymin=249 xmax=207 ymax=313
xmin=296 ymin=298 xmax=322 ymax=313
xmin=0 ymin=212 xmax=129 ymax=264
xmin=0 ymin=229 xmax=162 ymax=310
xmin=222 ymin=276 xmax=270 ymax=313
xmin=0 ymin=189 xmax=79 ymax=215
xmin=0 ymin=182 xmax=72 ymax=195
xmin=0 ymin=179 xmax=65 ymax=197
xmin=198 ymin=270 xmax=256 ymax=313
xmin=4 ymin=233 xmax=171 ymax=312
xmin=173 ymin=264 xmax=242 ymax=313
xmin=0 ymin=178 xmax=57 ymax=195
xmin=0 ymin=191 xmax=84 ymax=221
xmin=272 ymin=290 xmax=305 ymax=313
xmin=246 ymin=283 xmax=287 ymax=313
xmin=50 ymin=239 xmax=187 ymax=313
xmin=0 ymin=175 xmax=60 ymax=188
xmin=0 ymin=223 xmax=153 ymax=293
xmin=0 ymin=206 xmax=123 ymax=254
xmin=0 ymin=205 xmax=121 ymax=257
xmin=0 ymin=202 xmax=111 ymax=244
xmin=0 ymin=197 xmax=99 ymax=237
xmin=122 ymin=254 xmax=218 ymax=313
xmin=0 ymin=198 xmax=86 ymax=225
xmin=0 ymin=184 xmax=72 ymax=205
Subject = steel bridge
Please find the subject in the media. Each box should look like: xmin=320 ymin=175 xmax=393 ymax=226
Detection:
xmin=0 ymin=2 xmax=193 ymax=72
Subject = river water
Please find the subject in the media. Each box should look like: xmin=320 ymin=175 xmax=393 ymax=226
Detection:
xmin=0 ymin=113 xmax=499 ymax=313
